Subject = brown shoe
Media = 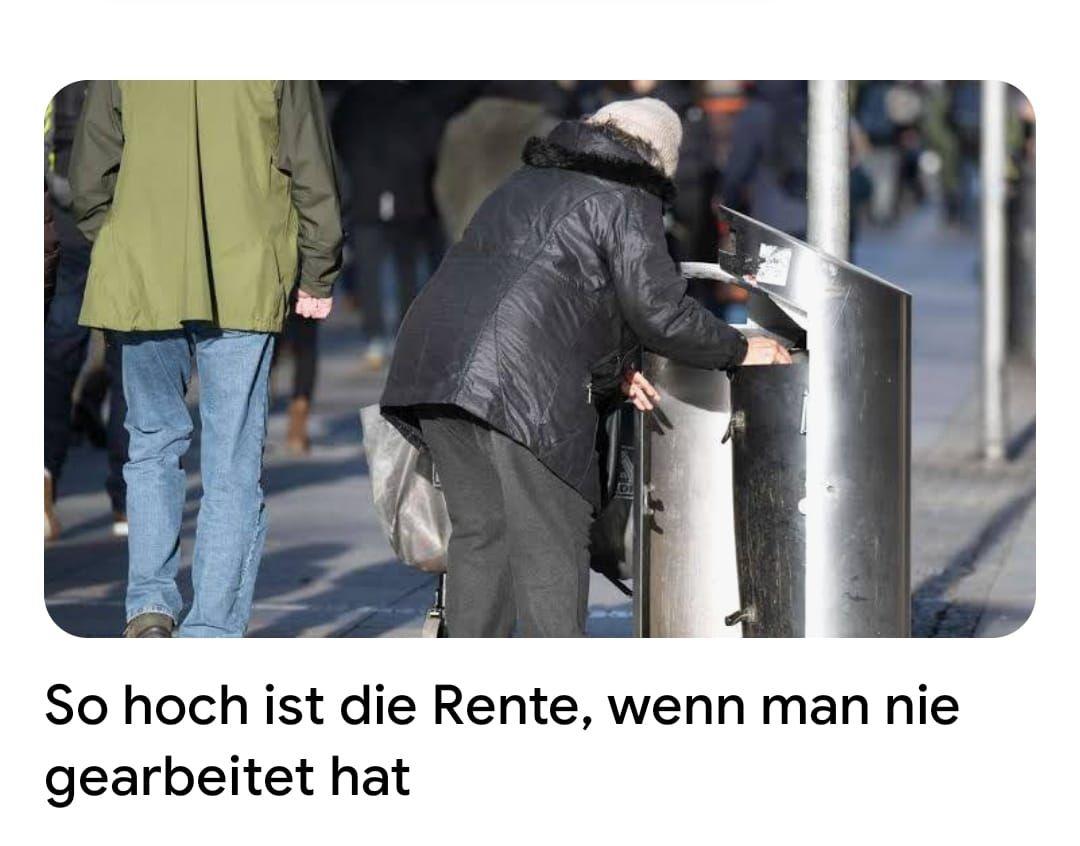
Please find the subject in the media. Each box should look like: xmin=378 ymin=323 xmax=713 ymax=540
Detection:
xmin=45 ymin=471 xmax=61 ymax=541
xmin=123 ymin=612 xmax=174 ymax=638
xmin=286 ymin=396 xmax=311 ymax=455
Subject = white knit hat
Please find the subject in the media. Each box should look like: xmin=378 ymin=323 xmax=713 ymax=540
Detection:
xmin=588 ymin=97 xmax=682 ymax=178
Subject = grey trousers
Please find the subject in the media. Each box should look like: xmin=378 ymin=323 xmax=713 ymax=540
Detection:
xmin=418 ymin=408 xmax=593 ymax=637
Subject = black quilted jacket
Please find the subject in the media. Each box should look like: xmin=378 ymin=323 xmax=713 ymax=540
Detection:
xmin=381 ymin=120 xmax=747 ymax=505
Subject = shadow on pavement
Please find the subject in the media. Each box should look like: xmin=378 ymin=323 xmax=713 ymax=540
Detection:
xmin=912 ymin=484 xmax=1036 ymax=636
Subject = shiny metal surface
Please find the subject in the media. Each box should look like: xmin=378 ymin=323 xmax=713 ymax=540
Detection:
xmin=640 ymin=354 xmax=742 ymax=637
xmin=636 ymin=213 xmax=910 ymax=637
xmin=981 ymin=80 xmax=1009 ymax=461
xmin=729 ymin=355 xmax=809 ymax=637
xmin=804 ymin=250 xmax=909 ymax=637
xmin=720 ymin=209 xmax=911 ymax=637
xmin=808 ymin=80 xmax=851 ymax=261
xmin=631 ymin=406 xmax=649 ymax=637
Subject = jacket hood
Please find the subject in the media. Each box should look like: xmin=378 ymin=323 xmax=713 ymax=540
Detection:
xmin=522 ymin=121 xmax=676 ymax=204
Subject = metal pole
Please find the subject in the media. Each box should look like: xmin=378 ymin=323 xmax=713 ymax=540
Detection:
xmin=807 ymin=81 xmax=850 ymax=260
xmin=806 ymin=80 xmax=849 ymax=636
xmin=981 ymin=81 xmax=1008 ymax=462
xmin=804 ymin=81 xmax=909 ymax=636
xmin=631 ymin=406 xmax=649 ymax=637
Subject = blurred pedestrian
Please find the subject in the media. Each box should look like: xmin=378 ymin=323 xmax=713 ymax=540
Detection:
xmin=273 ymin=82 xmax=346 ymax=457
xmin=331 ymin=82 xmax=452 ymax=370
xmin=853 ymin=81 xmax=930 ymax=224
xmin=1008 ymin=90 xmax=1036 ymax=364
xmin=381 ymin=98 xmax=790 ymax=638
xmin=44 ymin=82 xmax=129 ymax=541
xmin=434 ymin=82 xmax=562 ymax=245
xmin=70 ymin=81 xmax=341 ymax=637
xmin=717 ymin=81 xmax=809 ymax=239
xmin=848 ymin=119 xmax=875 ymax=254
xmin=44 ymin=187 xmax=58 ymax=317
xmin=946 ymin=81 xmax=982 ymax=225
xmin=278 ymin=301 xmax=320 ymax=455
xmin=618 ymin=81 xmax=720 ymax=263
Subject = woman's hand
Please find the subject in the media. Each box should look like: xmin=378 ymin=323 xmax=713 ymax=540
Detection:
xmin=622 ymin=370 xmax=661 ymax=411
xmin=741 ymin=336 xmax=793 ymax=366
xmin=295 ymin=289 xmax=333 ymax=319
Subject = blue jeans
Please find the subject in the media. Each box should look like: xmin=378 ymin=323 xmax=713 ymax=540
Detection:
xmin=119 ymin=328 xmax=275 ymax=637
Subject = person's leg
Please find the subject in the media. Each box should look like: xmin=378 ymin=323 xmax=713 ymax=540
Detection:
xmin=104 ymin=331 xmax=129 ymax=527
xmin=353 ymin=224 xmax=388 ymax=343
xmin=419 ymin=410 xmax=514 ymax=637
xmin=491 ymin=431 xmax=593 ymax=637
xmin=72 ymin=331 xmax=109 ymax=448
xmin=179 ymin=329 xmax=275 ymax=637
xmin=283 ymin=310 xmax=318 ymax=454
xmin=120 ymin=331 xmax=193 ymax=627
xmin=289 ymin=314 xmax=318 ymax=403
xmin=389 ymin=223 xmax=422 ymax=331
xmin=44 ymin=245 xmax=92 ymax=494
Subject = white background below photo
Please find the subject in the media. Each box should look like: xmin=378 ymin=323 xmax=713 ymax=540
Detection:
xmin=9 ymin=0 xmax=1072 ymax=844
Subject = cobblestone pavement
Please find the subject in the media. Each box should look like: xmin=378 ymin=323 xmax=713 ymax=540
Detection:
xmin=44 ymin=208 xmax=1034 ymax=637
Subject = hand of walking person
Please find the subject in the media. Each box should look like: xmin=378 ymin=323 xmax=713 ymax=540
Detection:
xmin=295 ymin=290 xmax=333 ymax=319
xmin=740 ymin=336 xmax=793 ymax=366
xmin=623 ymin=370 xmax=661 ymax=411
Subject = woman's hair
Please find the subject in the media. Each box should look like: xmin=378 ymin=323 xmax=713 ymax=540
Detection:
xmin=588 ymin=118 xmax=666 ymax=174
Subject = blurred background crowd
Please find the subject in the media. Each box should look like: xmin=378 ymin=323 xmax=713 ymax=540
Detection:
xmin=319 ymin=80 xmax=1036 ymax=366
xmin=321 ymin=80 xmax=1036 ymax=388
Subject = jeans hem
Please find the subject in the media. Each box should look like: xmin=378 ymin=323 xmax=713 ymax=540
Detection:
xmin=126 ymin=605 xmax=177 ymax=624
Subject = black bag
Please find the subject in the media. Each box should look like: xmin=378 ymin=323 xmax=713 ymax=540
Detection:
xmin=589 ymin=404 xmax=636 ymax=584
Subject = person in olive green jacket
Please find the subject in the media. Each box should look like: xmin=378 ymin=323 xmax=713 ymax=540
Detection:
xmin=71 ymin=81 xmax=342 ymax=638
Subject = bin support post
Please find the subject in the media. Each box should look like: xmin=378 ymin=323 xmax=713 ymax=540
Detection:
xmin=806 ymin=80 xmax=851 ymax=637
xmin=804 ymin=81 xmax=909 ymax=636
xmin=981 ymin=81 xmax=1008 ymax=462
xmin=807 ymin=81 xmax=850 ymax=261
xmin=632 ymin=407 xmax=649 ymax=637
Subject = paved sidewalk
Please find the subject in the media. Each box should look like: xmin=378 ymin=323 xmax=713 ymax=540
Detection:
xmin=907 ymin=363 xmax=1035 ymax=637
xmin=44 ymin=209 xmax=1034 ymax=637
xmin=856 ymin=212 xmax=1036 ymax=637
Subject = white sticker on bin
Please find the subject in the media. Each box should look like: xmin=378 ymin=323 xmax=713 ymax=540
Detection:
xmin=756 ymin=244 xmax=792 ymax=287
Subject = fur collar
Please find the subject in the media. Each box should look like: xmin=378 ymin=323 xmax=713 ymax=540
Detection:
xmin=522 ymin=132 xmax=677 ymax=204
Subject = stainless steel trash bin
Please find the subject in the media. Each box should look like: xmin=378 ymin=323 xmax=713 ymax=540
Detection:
xmin=729 ymin=353 xmax=809 ymax=637
xmin=633 ymin=208 xmax=911 ymax=638
xmin=637 ymin=355 xmax=741 ymax=637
